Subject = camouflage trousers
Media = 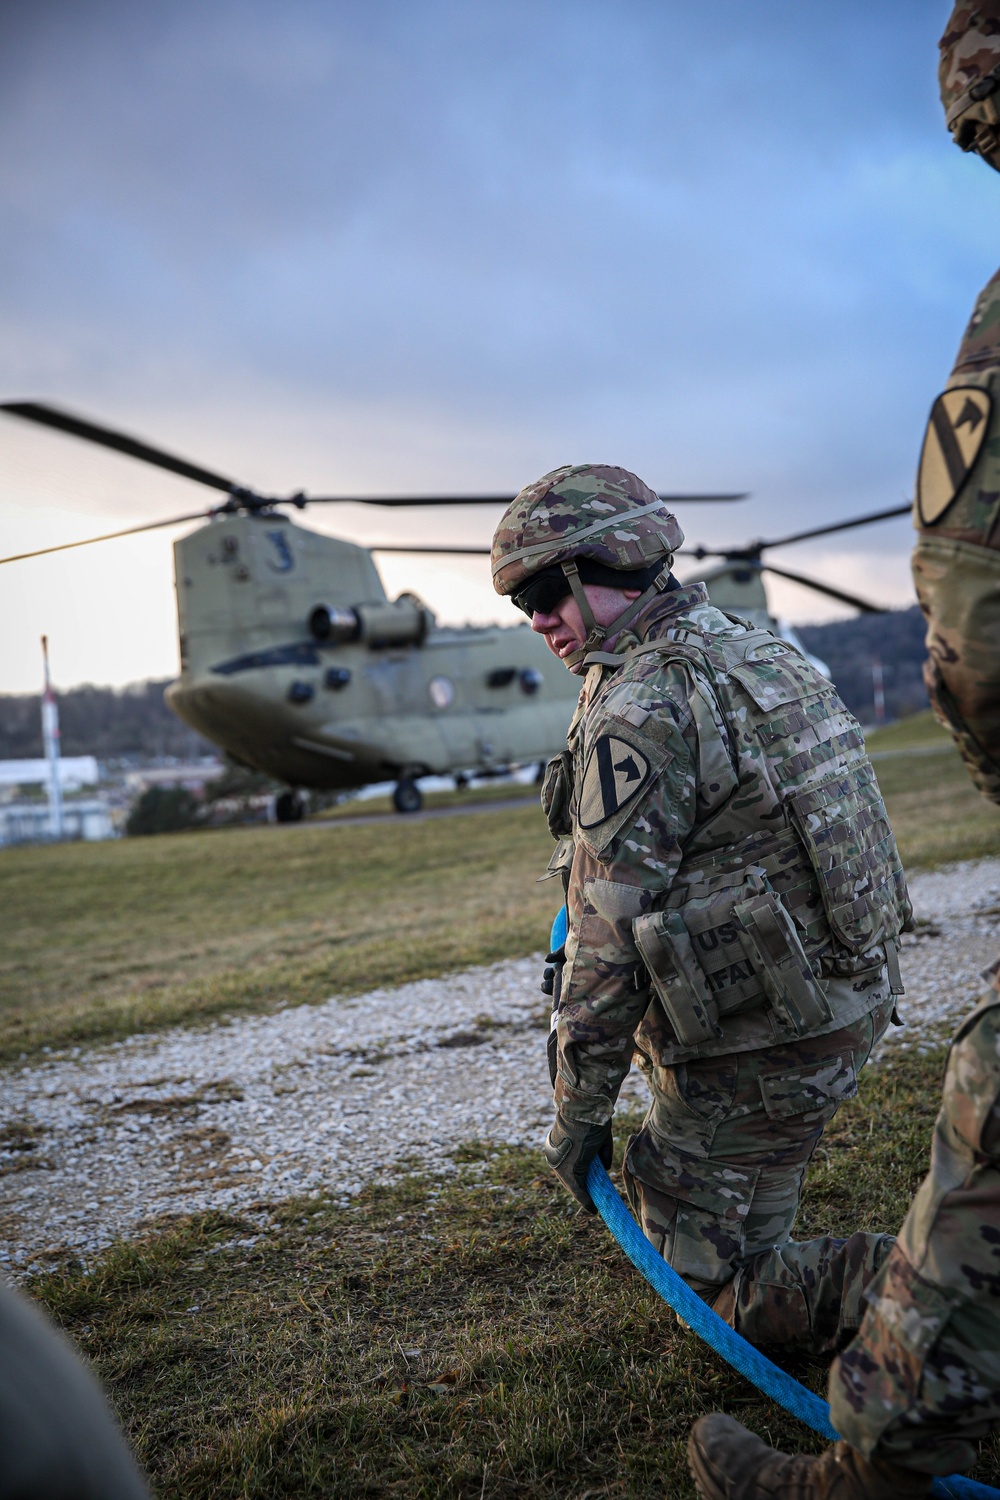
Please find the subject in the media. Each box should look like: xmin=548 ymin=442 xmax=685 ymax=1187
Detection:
xmin=829 ymin=990 xmax=1000 ymax=1478
xmin=622 ymin=978 xmax=896 ymax=1354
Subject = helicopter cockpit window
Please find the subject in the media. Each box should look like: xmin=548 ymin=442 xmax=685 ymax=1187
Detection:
xmin=487 ymin=668 xmax=517 ymax=688
xmin=520 ymin=668 xmax=543 ymax=696
xmin=428 ymin=676 xmax=456 ymax=710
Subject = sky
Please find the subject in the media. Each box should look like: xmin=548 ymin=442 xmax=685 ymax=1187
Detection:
xmin=0 ymin=0 xmax=993 ymax=694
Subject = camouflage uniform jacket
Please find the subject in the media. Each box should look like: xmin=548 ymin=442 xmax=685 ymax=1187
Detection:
xmin=545 ymin=581 xmax=910 ymax=1130
xmin=913 ymin=265 xmax=1000 ymax=800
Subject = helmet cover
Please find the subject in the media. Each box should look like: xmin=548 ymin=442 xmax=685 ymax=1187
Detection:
xmin=940 ymin=2 xmax=1000 ymax=166
xmin=491 ymin=463 xmax=683 ymax=598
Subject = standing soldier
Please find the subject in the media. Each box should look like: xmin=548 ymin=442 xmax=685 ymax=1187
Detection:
xmin=491 ymin=463 xmax=911 ymax=1356
xmin=687 ymin=3 xmax=1000 ymax=1495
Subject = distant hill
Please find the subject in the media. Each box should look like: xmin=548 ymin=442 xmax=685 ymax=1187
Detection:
xmin=796 ymin=604 xmax=928 ymax=725
xmin=0 ymin=606 xmax=931 ymax=761
xmin=0 ymin=680 xmax=212 ymax=761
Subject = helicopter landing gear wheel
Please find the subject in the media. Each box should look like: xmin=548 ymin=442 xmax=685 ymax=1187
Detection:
xmin=275 ymin=790 xmax=305 ymax=824
xmin=392 ymin=779 xmax=423 ymax=814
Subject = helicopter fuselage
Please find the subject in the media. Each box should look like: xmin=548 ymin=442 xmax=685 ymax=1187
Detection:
xmin=165 ymin=511 xmax=579 ymax=791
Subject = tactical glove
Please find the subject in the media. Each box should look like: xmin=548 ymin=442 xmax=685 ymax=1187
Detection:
xmin=543 ymin=1113 xmax=613 ymax=1213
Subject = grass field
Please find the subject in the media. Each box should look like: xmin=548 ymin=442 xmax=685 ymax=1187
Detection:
xmin=6 ymin=710 xmax=1000 ymax=1494
xmin=0 ymin=802 xmax=556 ymax=1062
xmin=29 ymin=1045 xmax=1000 ymax=1496
xmin=1 ymin=710 xmax=999 ymax=1063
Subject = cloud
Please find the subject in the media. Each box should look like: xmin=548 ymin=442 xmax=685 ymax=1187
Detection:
xmin=0 ymin=0 xmax=985 ymax=690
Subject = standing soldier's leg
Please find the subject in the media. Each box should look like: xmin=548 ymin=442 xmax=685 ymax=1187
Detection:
xmin=828 ymin=991 xmax=1000 ymax=1477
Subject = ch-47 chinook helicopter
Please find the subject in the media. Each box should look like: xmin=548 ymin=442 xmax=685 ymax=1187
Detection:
xmin=0 ymin=403 xmax=752 ymax=817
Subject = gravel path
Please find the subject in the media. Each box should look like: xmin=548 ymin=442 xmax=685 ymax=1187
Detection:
xmin=3 ymin=858 xmax=1000 ymax=1275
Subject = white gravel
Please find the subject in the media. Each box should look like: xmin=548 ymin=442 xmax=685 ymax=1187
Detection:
xmin=3 ymin=858 xmax=1000 ymax=1276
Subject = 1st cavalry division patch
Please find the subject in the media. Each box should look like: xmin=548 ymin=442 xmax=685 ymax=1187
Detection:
xmin=916 ymin=386 xmax=992 ymax=526
xmin=578 ymin=734 xmax=653 ymax=830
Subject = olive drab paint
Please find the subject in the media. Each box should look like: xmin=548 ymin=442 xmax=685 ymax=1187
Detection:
xmin=166 ymin=511 xmax=579 ymax=796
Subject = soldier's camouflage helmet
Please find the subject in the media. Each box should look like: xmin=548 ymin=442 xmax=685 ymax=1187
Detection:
xmin=940 ymin=1 xmax=1000 ymax=169
xmin=491 ymin=463 xmax=683 ymax=598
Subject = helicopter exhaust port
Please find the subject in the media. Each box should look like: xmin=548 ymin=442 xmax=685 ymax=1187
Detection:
xmin=308 ymin=597 xmax=430 ymax=648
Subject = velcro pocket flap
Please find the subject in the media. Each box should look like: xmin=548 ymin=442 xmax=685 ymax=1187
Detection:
xmin=733 ymin=890 xmax=832 ymax=1037
xmin=625 ymin=1128 xmax=759 ymax=1221
xmin=633 ymin=910 xmax=721 ymax=1047
xmin=757 ymin=1051 xmax=858 ymax=1122
xmin=728 ymin=652 xmax=826 ymax=713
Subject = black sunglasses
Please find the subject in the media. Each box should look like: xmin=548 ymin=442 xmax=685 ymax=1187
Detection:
xmin=511 ymin=567 xmax=572 ymax=618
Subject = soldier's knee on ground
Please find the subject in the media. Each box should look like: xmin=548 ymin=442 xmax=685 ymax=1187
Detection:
xmin=710 ymin=1232 xmax=897 ymax=1355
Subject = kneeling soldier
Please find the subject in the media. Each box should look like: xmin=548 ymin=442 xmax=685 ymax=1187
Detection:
xmin=491 ymin=463 xmax=910 ymax=1355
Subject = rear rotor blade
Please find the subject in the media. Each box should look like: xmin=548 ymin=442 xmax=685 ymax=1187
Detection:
xmin=309 ymin=495 xmax=515 ymax=508
xmin=0 ymin=510 xmax=214 ymax=565
xmin=369 ymin=543 xmax=492 ymax=554
xmin=2 ymin=402 xmax=240 ymax=494
xmin=761 ymin=562 xmax=886 ymax=614
xmin=757 ymin=503 xmax=911 ymax=553
xmin=310 ymin=490 xmax=749 ymax=508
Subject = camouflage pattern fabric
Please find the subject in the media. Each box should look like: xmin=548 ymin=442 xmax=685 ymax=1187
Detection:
xmin=939 ymin=2 xmax=1000 ymax=118
xmin=544 ymin=579 xmax=907 ymax=1344
xmin=490 ymin=464 xmax=684 ymax=598
xmin=624 ymin=988 xmax=896 ymax=1352
xmin=550 ymin=581 xmax=906 ymax=1112
xmin=939 ymin=1 xmax=1000 ymax=163
xmin=913 ymin=265 xmax=1000 ymax=801
xmin=829 ymin=988 xmax=1000 ymax=1476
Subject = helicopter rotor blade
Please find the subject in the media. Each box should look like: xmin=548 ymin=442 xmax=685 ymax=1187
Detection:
xmin=1 ymin=402 xmax=240 ymax=495
xmin=0 ymin=510 xmax=214 ymax=566
xmin=369 ymin=543 xmax=493 ymax=554
xmin=308 ymin=491 xmax=750 ymax=507
xmin=756 ymin=503 xmax=912 ymax=553
xmin=760 ymin=561 xmax=886 ymax=614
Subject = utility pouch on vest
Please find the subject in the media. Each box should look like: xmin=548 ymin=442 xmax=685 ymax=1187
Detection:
xmin=633 ymin=909 xmax=722 ymax=1048
xmin=541 ymin=751 xmax=574 ymax=838
xmin=538 ymin=836 xmax=575 ymax=901
xmin=787 ymin=763 xmax=910 ymax=954
xmin=733 ymin=889 xmax=832 ymax=1037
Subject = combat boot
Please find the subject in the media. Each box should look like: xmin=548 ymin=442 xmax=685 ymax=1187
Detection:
xmin=687 ymin=1414 xmax=933 ymax=1499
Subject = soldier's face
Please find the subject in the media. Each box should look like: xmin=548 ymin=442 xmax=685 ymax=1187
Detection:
xmin=530 ymin=584 xmax=641 ymax=669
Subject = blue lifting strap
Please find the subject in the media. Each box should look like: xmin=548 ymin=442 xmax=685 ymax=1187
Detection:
xmin=587 ymin=1160 xmax=1000 ymax=1500
xmin=550 ymin=904 xmax=568 ymax=953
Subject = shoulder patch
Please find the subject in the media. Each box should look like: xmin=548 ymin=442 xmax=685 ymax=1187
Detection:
xmin=916 ymin=386 xmax=991 ymax=527
xmin=578 ymin=733 xmax=653 ymax=830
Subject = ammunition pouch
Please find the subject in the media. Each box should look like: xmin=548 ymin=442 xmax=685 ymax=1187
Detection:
xmin=634 ymin=877 xmax=832 ymax=1049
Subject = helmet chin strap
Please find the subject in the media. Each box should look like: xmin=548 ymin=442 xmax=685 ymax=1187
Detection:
xmin=559 ymin=557 xmax=671 ymax=670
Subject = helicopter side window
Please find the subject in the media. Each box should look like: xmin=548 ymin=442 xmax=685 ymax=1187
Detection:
xmin=288 ymin=681 xmax=315 ymax=705
xmin=325 ymin=667 xmax=352 ymax=691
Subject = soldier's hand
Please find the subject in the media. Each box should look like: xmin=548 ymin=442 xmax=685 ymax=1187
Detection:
xmin=543 ymin=1113 xmax=613 ymax=1213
